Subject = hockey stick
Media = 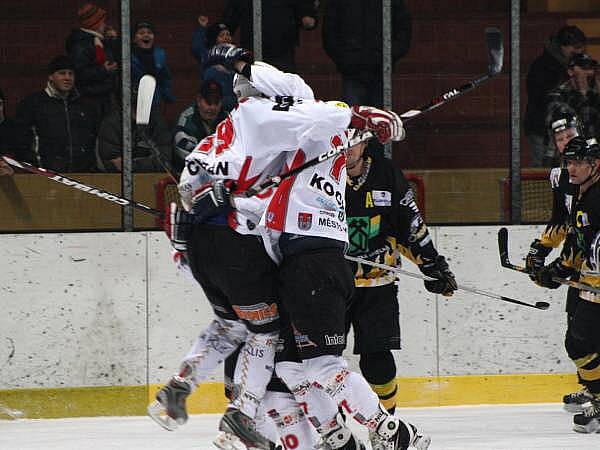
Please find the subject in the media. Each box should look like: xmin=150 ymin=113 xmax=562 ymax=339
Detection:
xmin=0 ymin=174 xmax=33 ymax=223
xmin=136 ymin=75 xmax=179 ymax=183
xmin=497 ymin=227 xmax=600 ymax=294
xmin=0 ymin=155 xmax=163 ymax=218
xmin=241 ymin=28 xmax=504 ymax=198
xmin=345 ymin=255 xmax=550 ymax=310
xmin=399 ymin=27 xmax=503 ymax=120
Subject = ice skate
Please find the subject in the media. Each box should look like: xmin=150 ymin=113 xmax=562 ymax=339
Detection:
xmin=147 ymin=375 xmax=192 ymax=431
xmin=563 ymin=386 xmax=594 ymax=413
xmin=573 ymin=397 xmax=600 ymax=433
xmin=213 ymin=407 xmax=272 ymax=450
xmin=370 ymin=415 xmax=430 ymax=450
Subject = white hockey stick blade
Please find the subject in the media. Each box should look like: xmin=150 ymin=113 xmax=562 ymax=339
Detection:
xmin=147 ymin=400 xmax=179 ymax=431
xmin=485 ymin=27 xmax=504 ymax=75
xmin=136 ymin=75 xmax=157 ymax=125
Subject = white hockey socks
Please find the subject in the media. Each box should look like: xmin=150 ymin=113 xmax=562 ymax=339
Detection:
xmin=255 ymin=391 xmax=319 ymax=449
xmin=181 ymin=317 xmax=248 ymax=385
xmin=230 ymin=330 xmax=279 ymax=418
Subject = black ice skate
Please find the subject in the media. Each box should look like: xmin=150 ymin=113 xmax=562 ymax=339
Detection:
xmin=213 ymin=407 xmax=272 ymax=450
xmin=573 ymin=397 xmax=600 ymax=433
xmin=370 ymin=416 xmax=431 ymax=450
xmin=147 ymin=375 xmax=192 ymax=431
xmin=563 ymin=386 xmax=594 ymax=413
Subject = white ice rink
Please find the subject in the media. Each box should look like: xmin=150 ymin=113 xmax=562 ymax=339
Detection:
xmin=1 ymin=403 xmax=599 ymax=450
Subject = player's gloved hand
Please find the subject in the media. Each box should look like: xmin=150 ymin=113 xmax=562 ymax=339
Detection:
xmin=190 ymin=179 xmax=232 ymax=223
xmin=525 ymin=239 xmax=552 ymax=281
xmin=350 ymin=105 xmax=405 ymax=144
xmin=535 ymin=258 xmax=574 ymax=289
xmin=205 ymin=43 xmax=254 ymax=71
xmin=419 ymin=255 xmax=457 ymax=296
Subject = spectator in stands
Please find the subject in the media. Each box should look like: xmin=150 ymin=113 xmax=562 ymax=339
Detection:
xmin=547 ymin=53 xmax=600 ymax=145
xmin=192 ymin=19 xmax=233 ymax=72
xmin=96 ymin=94 xmax=172 ymax=172
xmin=173 ymin=80 xmax=227 ymax=172
xmin=524 ymin=25 xmax=586 ymax=167
xmin=13 ymin=56 xmax=98 ymax=172
xmin=323 ymin=0 xmax=411 ymax=107
xmin=66 ymin=3 xmax=120 ymax=121
xmin=0 ymin=88 xmax=15 ymax=176
xmin=132 ymin=21 xmax=175 ymax=106
xmin=221 ymin=0 xmax=318 ymax=72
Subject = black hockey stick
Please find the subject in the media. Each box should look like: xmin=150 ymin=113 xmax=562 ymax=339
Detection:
xmin=345 ymin=255 xmax=549 ymax=310
xmin=399 ymin=27 xmax=503 ymax=120
xmin=242 ymin=28 xmax=504 ymax=198
xmin=1 ymin=155 xmax=164 ymax=218
xmin=497 ymin=227 xmax=600 ymax=294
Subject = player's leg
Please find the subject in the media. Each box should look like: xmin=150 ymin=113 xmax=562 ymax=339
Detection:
xmin=207 ymin=228 xmax=280 ymax=449
xmin=352 ymin=284 xmax=401 ymax=415
xmin=569 ymin=301 xmax=600 ymax=433
xmin=278 ymin=248 xmax=429 ymax=450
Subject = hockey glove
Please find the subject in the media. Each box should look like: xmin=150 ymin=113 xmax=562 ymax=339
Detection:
xmin=350 ymin=105 xmax=405 ymax=144
xmin=535 ymin=258 xmax=575 ymax=289
xmin=206 ymin=43 xmax=254 ymax=71
xmin=525 ymin=239 xmax=552 ymax=281
xmin=419 ymin=255 xmax=457 ymax=297
xmin=190 ymin=179 xmax=232 ymax=223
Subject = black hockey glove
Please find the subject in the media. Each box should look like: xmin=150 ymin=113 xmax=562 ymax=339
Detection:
xmin=191 ymin=179 xmax=232 ymax=223
xmin=170 ymin=203 xmax=193 ymax=253
xmin=535 ymin=258 xmax=575 ymax=289
xmin=419 ymin=255 xmax=457 ymax=297
xmin=206 ymin=43 xmax=254 ymax=71
xmin=525 ymin=239 xmax=552 ymax=281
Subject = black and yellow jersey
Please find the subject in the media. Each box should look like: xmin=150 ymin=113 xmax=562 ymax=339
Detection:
xmin=345 ymin=154 xmax=438 ymax=287
xmin=539 ymin=166 xmax=579 ymax=248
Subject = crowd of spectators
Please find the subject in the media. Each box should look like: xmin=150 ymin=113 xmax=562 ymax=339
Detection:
xmin=524 ymin=25 xmax=600 ymax=167
xmin=0 ymin=0 xmax=414 ymax=177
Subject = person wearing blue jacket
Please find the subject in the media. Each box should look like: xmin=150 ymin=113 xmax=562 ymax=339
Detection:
xmin=132 ymin=21 xmax=175 ymax=106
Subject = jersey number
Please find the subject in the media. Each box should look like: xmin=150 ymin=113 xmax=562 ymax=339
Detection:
xmin=272 ymin=95 xmax=295 ymax=111
xmin=196 ymin=117 xmax=235 ymax=155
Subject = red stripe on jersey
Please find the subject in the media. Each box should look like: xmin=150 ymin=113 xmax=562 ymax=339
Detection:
xmin=265 ymin=150 xmax=306 ymax=232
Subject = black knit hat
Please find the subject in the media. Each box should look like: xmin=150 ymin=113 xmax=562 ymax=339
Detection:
xmin=199 ymin=80 xmax=222 ymax=104
xmin=134 ymin=21 xmax=154 ymax=34
xmin=569 ymin=53 xmax=598 ymax=69
xmin=556 ymin=25 xmax=586 ymax=47
xmin=48 ymin=55 xmax=75 ymax=74
xmin=206 ymin=23 xmax=229 ymax=48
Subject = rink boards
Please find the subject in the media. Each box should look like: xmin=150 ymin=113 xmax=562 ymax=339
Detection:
xmin=0 ymin=226 xmax=579 ymax=418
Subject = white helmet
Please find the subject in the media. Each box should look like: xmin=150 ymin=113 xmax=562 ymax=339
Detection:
xmin=233 ymin=73 xmax=261 ymax=99
xmin=347 ymin=128 xmax=369 ymax=147
xmin=232 ymin=61 xmax=279 ymax=99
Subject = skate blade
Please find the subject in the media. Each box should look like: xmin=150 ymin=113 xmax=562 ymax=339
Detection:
xmin=213 ymin=431 xmax=253 ymax=450
xmin=147 ymin=400 xmax=178 ymax=431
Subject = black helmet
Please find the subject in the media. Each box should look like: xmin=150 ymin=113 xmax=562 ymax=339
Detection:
xmin=551 ymin=114 xmax=580 ymax=136
xmin=563 ymin=136 xmax=600 ymax=161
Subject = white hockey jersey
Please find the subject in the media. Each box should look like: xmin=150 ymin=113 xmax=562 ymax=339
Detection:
xmin=178 ymin=65 xmax=351 ymax=235
xmin=261 ymin=132 xmax=349 ymax=244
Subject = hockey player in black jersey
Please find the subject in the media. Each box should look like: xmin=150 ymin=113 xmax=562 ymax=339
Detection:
xmin=524 ymin=113 xmax=590 ymax=412
xmin=534 ymin=136 xmax=600 ymax=433
xmin=344 ymin=129 xmax=457 ymax=418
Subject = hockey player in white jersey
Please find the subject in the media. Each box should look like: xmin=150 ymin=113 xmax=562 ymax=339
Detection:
xmin=216 ymin=51 xmax=427 ymax=450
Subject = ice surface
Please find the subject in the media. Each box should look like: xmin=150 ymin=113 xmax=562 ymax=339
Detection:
xmin=0 ymin=404 xmax=598 ymax=449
